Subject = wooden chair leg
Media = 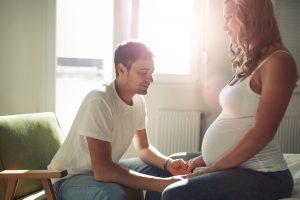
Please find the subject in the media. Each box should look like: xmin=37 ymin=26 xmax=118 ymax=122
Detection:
xmin=5 ymin=178 xmax=18 ymax=200
xmin=41 ymin=179 xmax=56 ymax=200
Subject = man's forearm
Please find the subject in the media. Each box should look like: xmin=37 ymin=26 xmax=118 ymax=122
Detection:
xmin=137 ymin=145 xmax=168 ymax=170
xmin=95 ymin=162 xmax=173 ymax=192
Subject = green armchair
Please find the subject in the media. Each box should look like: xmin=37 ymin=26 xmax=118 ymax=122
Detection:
xmin=0 ymin=112 xmax=144 ymax=200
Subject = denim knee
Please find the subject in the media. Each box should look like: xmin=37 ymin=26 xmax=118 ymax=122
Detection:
xmin=53 ymin=176 xmax=127 ymax=200
xmin=92 ymin=184 xmax=126 ymax=200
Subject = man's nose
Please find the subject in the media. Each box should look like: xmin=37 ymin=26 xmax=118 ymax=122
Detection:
xmin=148 ymin=74 xmax=154 ymax=83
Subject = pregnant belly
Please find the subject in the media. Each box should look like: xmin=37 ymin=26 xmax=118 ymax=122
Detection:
xmin=201 ymin=117 xmax=253 ymax=166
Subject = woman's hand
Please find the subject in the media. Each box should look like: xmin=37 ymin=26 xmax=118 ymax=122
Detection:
xmin=186 ymin=156 xmax=206 ymax=173
xmin=187 ymin=165 xmax=217 ymax=178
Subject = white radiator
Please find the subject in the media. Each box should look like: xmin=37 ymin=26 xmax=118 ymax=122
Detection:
xmin=155 ymin=110 xmax=204 ymax=156
xmin=277 ymin=112 xmax=300 ymax=153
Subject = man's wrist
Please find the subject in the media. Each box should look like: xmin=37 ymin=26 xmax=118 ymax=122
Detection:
xmin=163 ymin=158 xmax=170 ymax=171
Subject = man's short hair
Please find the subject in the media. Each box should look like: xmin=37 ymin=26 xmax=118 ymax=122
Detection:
xmin=114 ymin=40 xmax=153 ymax=76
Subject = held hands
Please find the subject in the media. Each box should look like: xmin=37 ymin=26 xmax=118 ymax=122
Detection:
xmin=186 ymin=156 xmax=219 ymax=178
xmin=165 ymin=156 xmax=217 ymax=181
xmin=159 ymin=158 xmax=189 ymax=191
xmin=186 ymin=155 xmax=206 ymax=173
xmin=161 ymin=156 xmax=216 ymax=191
xmin=166 ymin=158 xmax=189 ymax=175
xmin=166 ymin=156 xmax=206 ymax=175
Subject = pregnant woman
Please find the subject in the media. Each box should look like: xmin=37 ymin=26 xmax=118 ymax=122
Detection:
xmin=162 ymin=0 xmax=298 ymax=199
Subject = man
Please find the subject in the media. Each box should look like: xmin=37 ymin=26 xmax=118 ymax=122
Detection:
xmin=49 ymin=40 xmax=188 ymax=200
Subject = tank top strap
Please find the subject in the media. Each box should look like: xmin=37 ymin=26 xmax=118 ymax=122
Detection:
xmin=250 ymin=50 xmax=290 ymax=76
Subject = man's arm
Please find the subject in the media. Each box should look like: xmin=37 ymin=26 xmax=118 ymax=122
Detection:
xmin=86 ymin=136 xmax=181 ymax=192
xmin=133 ymin=129 xmax=188 ymax=175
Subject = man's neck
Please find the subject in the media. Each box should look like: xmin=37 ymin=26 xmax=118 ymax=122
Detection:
xmin=114 ymin=79 xmax=134 ymax=106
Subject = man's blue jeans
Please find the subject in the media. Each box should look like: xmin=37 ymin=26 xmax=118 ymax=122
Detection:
xmin=53 ymin=152 xmax=200 ymax=200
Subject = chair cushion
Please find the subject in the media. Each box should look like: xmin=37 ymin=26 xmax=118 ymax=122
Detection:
xmin=0 ymin=112 xmax=64 ymax=199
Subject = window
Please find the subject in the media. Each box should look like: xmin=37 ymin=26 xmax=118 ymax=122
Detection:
xmin=56 ymin=0 xmax=113 ymax=134
xmin=56 ymin=0 xmax=207 ymax=134
xmin=137 ymin=0 xmax=207 ymax=82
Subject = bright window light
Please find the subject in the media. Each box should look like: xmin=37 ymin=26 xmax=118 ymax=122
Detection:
xmin=56 ymin=0 xmax=113 ymax=135
xmin=138 ymin=0 xmax=194 ymax=75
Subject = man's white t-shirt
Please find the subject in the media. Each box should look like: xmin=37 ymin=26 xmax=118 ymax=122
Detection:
xmin=48 ymin=81 xmax=147 ymax=176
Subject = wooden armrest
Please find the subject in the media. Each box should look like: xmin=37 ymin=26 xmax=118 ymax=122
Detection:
xmin=0 ymin=169 xmax=68 ymax=179
xmin=0 ymin=170 xmax=67 ymax=200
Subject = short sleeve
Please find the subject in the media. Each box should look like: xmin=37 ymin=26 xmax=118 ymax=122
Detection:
xmin=77 ymin=96 xmax=113 ymax=142
xmin=136 ymin=95 xmax=147 ymax=131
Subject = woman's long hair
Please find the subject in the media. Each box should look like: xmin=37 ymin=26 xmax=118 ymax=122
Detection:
xmin=227 ymin=0 xmax=282 ymax=83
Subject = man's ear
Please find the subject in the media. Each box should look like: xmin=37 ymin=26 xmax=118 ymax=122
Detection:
xmin=117 ymin=63 xmax=127 ymax=76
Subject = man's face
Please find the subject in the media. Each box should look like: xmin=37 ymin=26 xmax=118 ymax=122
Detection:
xmin=125 ymin=58 xmax=154 ymax=95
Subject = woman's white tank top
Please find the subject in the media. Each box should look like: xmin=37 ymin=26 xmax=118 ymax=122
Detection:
xmin=201 ymin=50 xmax=290 ymax=172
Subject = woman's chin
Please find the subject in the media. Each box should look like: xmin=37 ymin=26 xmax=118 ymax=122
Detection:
xmin=229 ymin=36 xmax=237 ymax=43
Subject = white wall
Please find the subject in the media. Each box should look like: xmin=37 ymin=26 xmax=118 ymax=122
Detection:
xmin=0 ymin=0 xmax=55 ymax=115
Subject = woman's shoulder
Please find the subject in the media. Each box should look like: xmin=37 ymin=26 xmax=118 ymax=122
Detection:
xmin=258 ymin=44 xmax=295 ymax=72
xmin=266 ymin=49 xmax=297 ymax=73
xmin=260 ymin=48 xmax=298 ymax=86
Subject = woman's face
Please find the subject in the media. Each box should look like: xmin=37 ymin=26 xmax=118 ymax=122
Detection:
xmin=223 ymin=1 xmax=240 ymax=43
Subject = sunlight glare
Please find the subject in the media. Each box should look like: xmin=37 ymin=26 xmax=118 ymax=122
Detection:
xmin=139 ymin=0 xmax=194 ymax=75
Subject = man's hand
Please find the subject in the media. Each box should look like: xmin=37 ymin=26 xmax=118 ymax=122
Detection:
xmin=167 ymin=159 xmax=188 ymax=175
xmin=159 ymin=175 xmax=187 ymax=191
